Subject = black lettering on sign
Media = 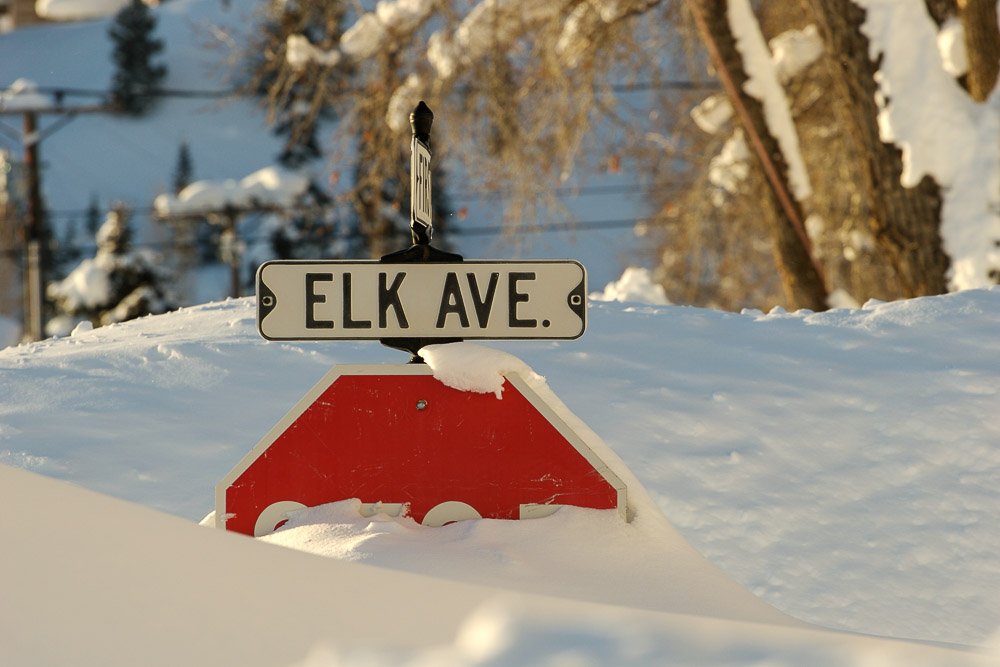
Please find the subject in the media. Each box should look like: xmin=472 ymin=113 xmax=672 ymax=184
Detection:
xmin=509 ymin=272 xmax=536 ymax=328
xmin=378 ymin=272 xmax=409 ymax=329
xmin=306 ymin=273 xmax=334 ymax=329
xmin=423 ymin=153 xmax=431 ymax=211
xmin=417 ymin=156 xmax=423 ymax=209
xmin=416 ymin=152 xmax=431 ymax=215
xmin=436 ymin=272 xmax=470 ymax=328
xmin=467 ymin=272 xmax=499 ymax=328
xmin=342 ymin=273 xmax=372 ymax=329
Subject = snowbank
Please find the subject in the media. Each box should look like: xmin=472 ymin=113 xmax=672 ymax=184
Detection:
xmin=3 ymin=465 xmax=994 ymax=666
xmin=590 ymin=266 xmax=670 ymax=304
xmin=1 ymin=288 xmax=998 ymax=648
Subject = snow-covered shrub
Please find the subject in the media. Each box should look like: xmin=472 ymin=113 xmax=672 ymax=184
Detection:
xmin=47 ymin=204 xmax=176 ymax=336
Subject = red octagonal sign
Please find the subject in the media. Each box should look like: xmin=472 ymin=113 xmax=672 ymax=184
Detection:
xmin=216 ymin=365 xmax=627 ymax=535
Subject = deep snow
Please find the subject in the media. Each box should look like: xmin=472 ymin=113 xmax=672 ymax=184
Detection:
xmin=1 ymin=286 xmax=998 ymax=665
xmin=2 ymin=0 xmax=1000 ymax=662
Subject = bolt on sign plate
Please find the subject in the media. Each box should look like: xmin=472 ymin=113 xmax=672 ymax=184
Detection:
xmin=256 ymin=260 xmax=587 ymax=341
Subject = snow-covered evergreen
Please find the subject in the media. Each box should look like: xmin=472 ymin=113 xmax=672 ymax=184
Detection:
xmin=2 ymin=287 xmax=999 ymax=664
xmin=107 ymin=0 xmax=167 ymax=115
xmin=46 ymin=203 xmax=175 ymax=335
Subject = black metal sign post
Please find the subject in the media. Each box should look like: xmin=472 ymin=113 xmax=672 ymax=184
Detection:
xmin=253 ymin=102 xmax=588 ymax=360
xmin=380 ymin=101 xmax=463 ymax=362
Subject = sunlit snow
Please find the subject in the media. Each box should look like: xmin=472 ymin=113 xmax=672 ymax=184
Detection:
xmin=2 ymin=288 xmax=999 ymax=664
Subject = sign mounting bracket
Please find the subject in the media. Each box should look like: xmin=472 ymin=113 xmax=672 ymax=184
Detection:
xmin=379 ymin=101 xmax=464 ymax=362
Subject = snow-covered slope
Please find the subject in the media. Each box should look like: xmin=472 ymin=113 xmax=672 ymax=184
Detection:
xmin=3 ymin=464 xmax=995 ymax=666
xmin=2 ymin=288 xmax=998 ymax=657
xmin=0 ymin=463 xmax=495 ymax=667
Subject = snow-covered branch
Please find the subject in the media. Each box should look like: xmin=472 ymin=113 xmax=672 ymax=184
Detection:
xmin=555 ymin=0 xmax=660 ymax=67
xmin=769 ymin=24 xmax=824 ymax=83
xmin=727 ymin=0 xmax=813 ymax=201
xmin=426 ymin=0 xmax=570 ymax=79
xmin=285 ymin=0 xmax=440 ymax=70
xmin=153 ymin=167 xmax=310 ymax=217
xmin=35 ymin=0 xmax=131 ymax=21
xmin=0 ymin=79 xmax=52 ymax=111
xmin=691 ymin=20 xmax=822 ymax=203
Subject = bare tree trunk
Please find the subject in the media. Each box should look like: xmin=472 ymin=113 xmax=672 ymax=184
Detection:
xmin=808 ymin=0 xmax=950 ymax=296
xmin=959 ymin=0 xmax=1000 ymax=101
xmin=691 ymin=0 xmax=829 ymax=311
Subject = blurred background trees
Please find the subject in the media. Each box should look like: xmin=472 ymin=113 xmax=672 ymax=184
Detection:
xmin=230 ymin=0 xmax=997 ymax=311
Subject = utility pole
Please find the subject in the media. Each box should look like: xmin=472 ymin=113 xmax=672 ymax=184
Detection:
xmin=156 ymin=204 xmax=279 ymax=300
xmin=0 ymin=151 xmax=21 ymax=320
xmin=217 ymin=207 xmax=241 ymax=299
xmin=22 ymin=110 xmax=43 ymax=342
xmin=1 ymin=92 xmax=109 ymax=340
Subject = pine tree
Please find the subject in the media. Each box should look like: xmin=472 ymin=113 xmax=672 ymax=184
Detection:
xmin=85 ymin=193 xmax=101 ymax=236
xmin=52 ymin=219 xmax=82 ymax=276
xmin=108 ymin=0 xmax=167 ymax=116
xmin=172 ymin=141 xmax=193 ymax=194
xmin=266 ymin=182 xmax=341 ymax=260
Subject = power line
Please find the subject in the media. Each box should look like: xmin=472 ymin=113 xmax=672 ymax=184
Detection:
xmin=0 ymin=214 xmax=654 ymax=257
xmin=28 ymin=86 xmax=238 ymax=100
xmin=450 ymin=182 xmax=683 ymax=203
xmin=4 ymin=79 xmax=717 ymax=104
xmin=451 ymin=218 xmax=645 ymax=236
xmin=38 ymin=181 xmax=682 ymax=221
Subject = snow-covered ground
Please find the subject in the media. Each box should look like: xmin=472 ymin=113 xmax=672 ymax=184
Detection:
xmin=2 ymin=286 xmax=998 ymax=664
xmin=2 ymin=0 xmax=999 ymax=662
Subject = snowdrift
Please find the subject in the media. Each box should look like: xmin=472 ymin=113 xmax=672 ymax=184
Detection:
xmin=1 ymin=288 xmax=998 ymax=657
xmin=2 ymin=464 xmax=994 ymax=666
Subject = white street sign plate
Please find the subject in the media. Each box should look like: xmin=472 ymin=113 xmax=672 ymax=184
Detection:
xmin=411 ymin=137 xmax=432 ymax=229
xmin=256 ymin=260 xmax=587 ymax=341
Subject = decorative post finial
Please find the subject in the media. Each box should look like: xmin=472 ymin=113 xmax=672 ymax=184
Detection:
xmin=410 ymin=101 xmax=433 ymax=145
xmin=378 ymin=98 xmax=462 ymax=361
xmin=409 ymin=101 xmax=434 ymax=246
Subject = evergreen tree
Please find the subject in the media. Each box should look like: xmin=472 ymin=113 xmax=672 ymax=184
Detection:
xmin=85 ymin=193 xmax=101 ymax=236
xmin=51 ymin=219 xmax=82 ymax=276
xmin=47 ymin=203 xmax=176 ymax=334
xmin=172 ymin=141 xmax=193 ymax=194
xmin=108 ymin=0 xmax=167 ymax=116
xmin=266 ymin=182 xmax=340 ymax=259
xmin=274 ymin=101 xmax=324 ymax=168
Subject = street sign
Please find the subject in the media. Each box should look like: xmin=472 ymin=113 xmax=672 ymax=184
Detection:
xmin=256 ymin=259 xmax=587 ymax=341
xmin=411 ymin=136 xmax=432 ymax=231
xmin=216 ymin=365 xmax=627 ymax=536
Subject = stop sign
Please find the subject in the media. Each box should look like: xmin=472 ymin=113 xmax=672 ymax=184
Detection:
xmin=216 ymin=365 xmax=627 ymax=536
